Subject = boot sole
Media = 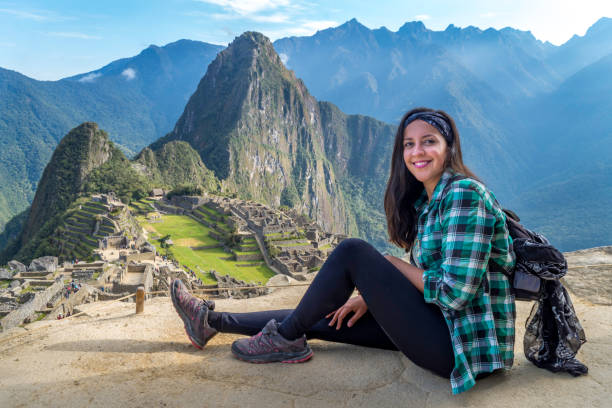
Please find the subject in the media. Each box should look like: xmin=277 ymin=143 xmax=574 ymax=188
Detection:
xmin=231 ymin=342 xmax=313 ymax=364
xmin=170 ymin=280 xmax=216 ymax=349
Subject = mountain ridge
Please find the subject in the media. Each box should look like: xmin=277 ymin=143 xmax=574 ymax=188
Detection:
xmin=2 ymin=18 xmax=612 ymax=252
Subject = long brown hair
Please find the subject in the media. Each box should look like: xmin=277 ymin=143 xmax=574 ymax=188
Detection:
xmin=383 ymin=107 xmax=480 ymax=250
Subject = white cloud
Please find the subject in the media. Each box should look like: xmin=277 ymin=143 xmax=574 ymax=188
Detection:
xmin=414 ymin=14 xmax=431 ymax=21
xmin=0 ymin=7 xmax=73 ymax=22
xmin=300 ymin=20 xmax=337 ymax=31
xmin=48 ymin=32 xmax=102 ymax=40
xmin=121 ymin=68 xmax=136 ymax=80
xmin=0 ymin=8 xmax=48 ymax=21
xmin=262 ymin=19 xmax=338 ymax=39
xmin=78 ymin=72 xmax=102 ymax=83
xmin=279 ymin=52 xmax=289 ymax=65
xmin=195 ymin=0 xmax=290 ymax=15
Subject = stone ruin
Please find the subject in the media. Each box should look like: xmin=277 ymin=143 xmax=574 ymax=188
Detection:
xmin=209 ymin=270 xmax=268 ymax=299
xmin=0 ymin=256 xmax=65 ymax=331
xmin=177 ymin=194 xmax=348 ymax=281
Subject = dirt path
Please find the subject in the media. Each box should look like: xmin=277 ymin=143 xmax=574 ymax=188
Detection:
xmin=0 ymin=284 xmax=610 ymax=408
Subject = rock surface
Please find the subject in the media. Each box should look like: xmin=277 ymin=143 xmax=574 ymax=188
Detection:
xmin=7 ymin=260 xmax=26 ymax=273
xmin=28 ymin=256 xmax=58 ymax=272
xmin=0 ymin=268 xmax=12 ymax=280
xmin=563 ymin=246 xmax=612 ymax=305
xmin=0 ymin=280 xmax=610 ymax=407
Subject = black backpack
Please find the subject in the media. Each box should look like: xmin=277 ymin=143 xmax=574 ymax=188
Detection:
xmin=497 ymin=208 xmax=567 ymax=300
xmin=438 ymin=176 xmax=587 ymax=376
xmin=440 ymin=176 xmax=568 ymax=301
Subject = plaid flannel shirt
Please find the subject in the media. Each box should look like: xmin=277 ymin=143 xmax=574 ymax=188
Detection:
xmin=412 ymin=170 xmax=516 ymax=394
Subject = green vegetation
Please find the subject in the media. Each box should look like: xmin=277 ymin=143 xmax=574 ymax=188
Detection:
xmin=34 ymin=312 xmax=48 ymax=322
xmin=134 ymin=141 xmax=220 ymax=193
xmin=83 ymin=144 xmax=151 ymax=205
xmin=129 ymin=199 xmax=154 ymax=215
xmin=271 ymin=241 xmax=309 ymax=248
xmin=0 ymin=123 xmax=152 ymax=264
xmin=0 ymin=280 xmax=9 ymax=289
xmin=167 ymin=184 xmax=203 ymax=199
xmin=140 ymin=214 xmax=274 ymax=284
xmin=0 ymin=42 xmax=222 ymax=242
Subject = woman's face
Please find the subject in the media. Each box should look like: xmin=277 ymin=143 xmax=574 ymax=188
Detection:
xmin=402 ymin=119 xmax=448 ymax=196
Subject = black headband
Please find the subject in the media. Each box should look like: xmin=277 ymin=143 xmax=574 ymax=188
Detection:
xmin=402 ymin=112 xmax=454 ymax=145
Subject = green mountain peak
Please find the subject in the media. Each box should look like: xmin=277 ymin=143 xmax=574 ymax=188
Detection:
xmin=154 ymin=31 xmax=350 ymax=234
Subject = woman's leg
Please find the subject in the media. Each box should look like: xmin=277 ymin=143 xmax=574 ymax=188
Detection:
xmin=275 ymin=238 xmax=454 ymax=378
xmin=211 ymin=238 xmax=453 ymax=376
xmin=209 ymin=309 xmax=398 ymax=350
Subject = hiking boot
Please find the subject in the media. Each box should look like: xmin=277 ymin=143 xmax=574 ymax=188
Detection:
xmin=231 ymin=319 xmax=313 ymax=364
xmin=170 ymin=279 xmax=217 ymax=349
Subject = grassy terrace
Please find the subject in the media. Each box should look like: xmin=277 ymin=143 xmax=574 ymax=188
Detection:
xmin=129 ymin=199 xmax=154 ymax=215
xmin=194 ymin=208 xmax=232 ymax=232
xmin=272 ymin=241 xmax=311 ymax=248
xmin=265 ymin=230 xmax=306 ymax=240
xmin=139 ymin=214 xmax=274 ymax=285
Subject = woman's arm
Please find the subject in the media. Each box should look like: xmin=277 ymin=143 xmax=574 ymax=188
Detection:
xmin=384 ymin=255 xmax=425 ymax=293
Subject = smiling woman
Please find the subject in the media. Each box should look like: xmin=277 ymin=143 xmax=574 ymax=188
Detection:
xmin=169 ymin=106 xmax=516 ymax=395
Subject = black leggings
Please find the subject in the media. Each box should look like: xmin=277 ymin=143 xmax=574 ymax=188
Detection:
xmin=207 ymin=238 xmax=454 ymax=378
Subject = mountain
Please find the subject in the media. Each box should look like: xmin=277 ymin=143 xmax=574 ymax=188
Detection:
xmin=133 ymin=141 xmax=220 ymax=191
xmin=273 ymin=19 xmax=558 ymax=122
xmin=546 ymin=17 xmax=612 ymax=79
xmin=0 ymin=40 xmax=222 ymax=236
xmin=317 ymin=102 xmax=396 ymax=247
xmin=0 ymin=122 xmax=150 ymax=262
xmin=153 ymin=32 xmax=353 ymax=234
xmin=3 ymin=18 xmax=612 ymax=253
xmin=504 ymin=50 xmax=612 ymax=249
xmin=273 ymin=19 xmax=545 ymax=199
xmin=273 ymin=19 xmax=612 ymax=251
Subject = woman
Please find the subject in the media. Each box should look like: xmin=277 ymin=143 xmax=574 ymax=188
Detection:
xmin=171 ymin=107 xmax=515 ymax=394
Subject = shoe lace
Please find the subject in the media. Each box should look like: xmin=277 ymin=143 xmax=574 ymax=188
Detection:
xmin=249 ymin=322 xmax=281 ymax=353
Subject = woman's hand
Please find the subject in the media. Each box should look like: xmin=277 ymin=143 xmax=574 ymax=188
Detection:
xmin=326 ymin=295 xmax=368 ymax=330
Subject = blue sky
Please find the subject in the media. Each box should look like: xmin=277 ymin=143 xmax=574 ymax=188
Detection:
xmin=1 ymin=0 xmax=611 ymax=80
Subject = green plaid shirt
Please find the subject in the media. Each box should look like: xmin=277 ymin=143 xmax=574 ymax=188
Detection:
xmin=412 ymin=170 xmax=516 ymax=394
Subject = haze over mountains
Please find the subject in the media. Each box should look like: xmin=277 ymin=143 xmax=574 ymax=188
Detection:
xmin=1 ymin=17 xmax=611 ymax=253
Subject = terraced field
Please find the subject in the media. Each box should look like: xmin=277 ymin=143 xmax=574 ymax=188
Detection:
xmin=56 ymin=198 xmax=121 ymax=261
xmin=139 ymin=212 xmax=274 ymax=285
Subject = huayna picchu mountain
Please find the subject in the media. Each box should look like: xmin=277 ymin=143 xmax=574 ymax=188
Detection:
xmin=0 ymin=123 xmax=143 ymax=262
xmin=0 ymin=122 xmax=224 ymax=264
xmin=153 ymin=32 xmax=396 ymax=245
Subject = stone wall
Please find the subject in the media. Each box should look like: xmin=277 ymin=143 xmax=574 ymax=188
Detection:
xmin=210 ymin=271 xmax=268 ymax=299
xmin=170 ymin=195 xmax=206 ymax=210
xmin=0 ymin=278 xmax=63 ymax=332
xmin=234 ymin=252 xmax=263 ymax=262
xmin=154 ymin=201 xmax=186 ymax=215
xmin=125 ymin=252 xmax=156 ymax=263
xmin=270 ymin=258 xmax=297 ymax=279
xmin=72 ymin=270 xmax=95 ymax=280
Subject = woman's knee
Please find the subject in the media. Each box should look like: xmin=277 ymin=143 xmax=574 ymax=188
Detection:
xmin=331 ymin=238 xmax=382 ymax=273
xmin=334 ymin=238 xmax=377 ymax=259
